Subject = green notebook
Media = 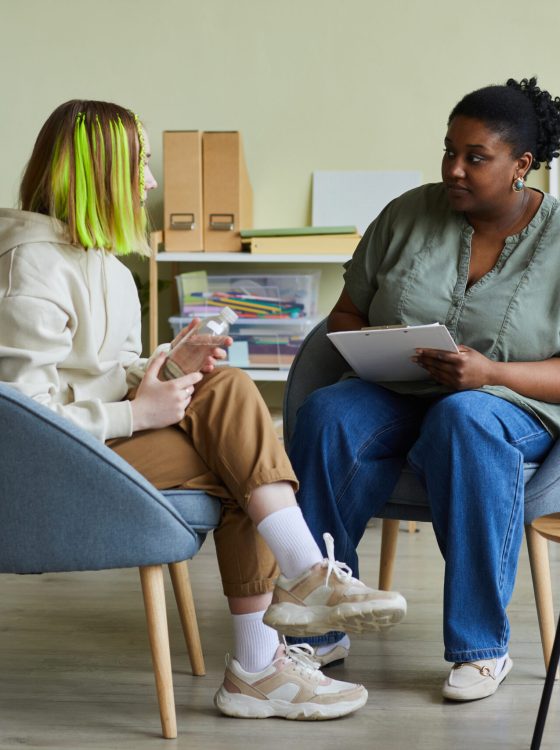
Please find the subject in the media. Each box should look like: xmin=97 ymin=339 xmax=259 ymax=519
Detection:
xmin=240 ymin=225 xmax=357 ymax=239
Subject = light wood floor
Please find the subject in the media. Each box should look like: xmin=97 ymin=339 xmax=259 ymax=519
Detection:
xmin=1 ymin=524 xmax=559 ymax=749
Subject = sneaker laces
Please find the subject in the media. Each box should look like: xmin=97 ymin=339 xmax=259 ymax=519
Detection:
xmin=280 ymin=639 xmax=322 ymax=678
xmin=323 ymin=532 xmax=356 ymax=587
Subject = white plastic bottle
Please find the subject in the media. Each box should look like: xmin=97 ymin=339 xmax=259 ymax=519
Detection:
xmin=161 ymin=306 xmax=238 ymax=380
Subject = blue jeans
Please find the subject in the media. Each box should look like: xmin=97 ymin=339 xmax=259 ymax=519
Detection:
xmin=288 ymin=380 xmax=553 ymax=662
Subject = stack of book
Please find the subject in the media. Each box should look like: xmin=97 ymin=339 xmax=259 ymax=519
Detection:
xmin=240 ymin=226 xmax=361 ymax=255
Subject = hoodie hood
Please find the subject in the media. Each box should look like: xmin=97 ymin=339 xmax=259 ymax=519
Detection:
xmin=0 ymin=208 xmax=74 ymax=257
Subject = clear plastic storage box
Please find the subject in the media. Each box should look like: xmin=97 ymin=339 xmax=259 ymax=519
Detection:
xmin=176 ymin=271 xmax=320 ymax=320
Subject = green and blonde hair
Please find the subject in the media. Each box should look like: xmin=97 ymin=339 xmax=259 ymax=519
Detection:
xmin=19 ymin=99 xmax=150 ymax=257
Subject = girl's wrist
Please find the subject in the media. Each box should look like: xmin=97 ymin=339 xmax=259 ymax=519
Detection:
xmin=130 ymin=399 xmax=146 ymax=432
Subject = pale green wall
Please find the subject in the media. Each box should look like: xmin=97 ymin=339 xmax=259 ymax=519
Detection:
xmin=1 ymin=0 xmax=557 ymax=402
xmin=2 ymin=0 xmax=556 ymax=219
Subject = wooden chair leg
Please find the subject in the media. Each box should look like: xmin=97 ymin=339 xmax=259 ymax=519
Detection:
xmin=525 ymin=525 xmax=557 ymax=674
xmin=379 ymin=518 xmax=400 ymax=590
xmin=168 ymin=561 xmax=206 ymax=676
xmin=139 ymin=565 xmax=177 ymax=740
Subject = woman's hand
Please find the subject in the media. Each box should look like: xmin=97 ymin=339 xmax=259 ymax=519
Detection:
xmin=130 ymin=352 xmax=203 ymax=431
xmin=413 ymin=345 xmax=496 ymax=390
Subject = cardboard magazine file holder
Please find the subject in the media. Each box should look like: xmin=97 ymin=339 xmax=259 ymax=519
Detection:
xmin=163 ymin=131 xmax=204 ymax=252
xmin=202 ymin=131 xmax=253 ymax=252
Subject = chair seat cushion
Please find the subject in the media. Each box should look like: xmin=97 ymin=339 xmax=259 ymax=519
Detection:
xmin=162 ymin=490 xmax=222 ymax=533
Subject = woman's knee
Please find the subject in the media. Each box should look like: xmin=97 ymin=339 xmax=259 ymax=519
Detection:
xmin=422 ymin=391 xmax=501 ymax=440
xmin=295 ymin=383 xmax=349 ymax=430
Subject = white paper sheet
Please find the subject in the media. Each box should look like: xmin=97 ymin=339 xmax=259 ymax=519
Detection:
xmin=327 ymin=323 xmax=459 ymax=382
xmin=312 ymin=170 xmax=422 ymax=234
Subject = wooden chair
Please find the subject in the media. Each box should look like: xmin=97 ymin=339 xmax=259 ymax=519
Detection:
xmin=530 ymin=514 xmax=560 ymax=749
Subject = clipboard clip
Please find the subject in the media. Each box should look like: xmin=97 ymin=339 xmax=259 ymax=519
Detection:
xmin=361 ymin=324 xmax=408 ymax=331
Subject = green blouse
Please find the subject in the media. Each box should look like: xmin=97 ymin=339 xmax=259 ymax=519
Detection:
xmin=343 ymin=182 xmax=560 ymax=436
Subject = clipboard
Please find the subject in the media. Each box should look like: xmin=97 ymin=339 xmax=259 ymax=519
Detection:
xmin=327 ymin=323 xmax=459 ymax=382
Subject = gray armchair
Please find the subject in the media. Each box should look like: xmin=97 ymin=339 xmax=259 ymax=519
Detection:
xmin=0 ymin=383 xmax=221 ymax=739
xmin=284 ymin=319 xmax=560 ymax=672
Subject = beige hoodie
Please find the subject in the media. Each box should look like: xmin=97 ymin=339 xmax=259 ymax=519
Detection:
xmin=0 ymin=208 xmax=147 ymax=441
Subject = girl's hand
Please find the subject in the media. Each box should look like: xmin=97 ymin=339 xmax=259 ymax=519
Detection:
xmin=170 ymin=318 xmax=199 ymax=348
xmin=130 ymin=352 xmax=203 ymax=431
xmin=413 ymin=345 xmax=496 ymax=390
xmin=170 ymin=319 xmax=233 ymax=373
xmin=200 ymin=336 xmax=233 ymax=373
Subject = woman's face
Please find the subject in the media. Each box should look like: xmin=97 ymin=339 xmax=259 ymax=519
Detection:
xmin=441 ymin=115 xmax=528 ymax=216
xmin=142 ymin=129 xmax=158 ymax=200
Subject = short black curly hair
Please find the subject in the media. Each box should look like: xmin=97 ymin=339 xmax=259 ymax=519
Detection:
xmin=448 ymin=77 xmax=560 ymax=171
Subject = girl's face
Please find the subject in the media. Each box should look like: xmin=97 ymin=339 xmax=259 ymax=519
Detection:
xmin=142 ymin=129 xmax=157 ymax=201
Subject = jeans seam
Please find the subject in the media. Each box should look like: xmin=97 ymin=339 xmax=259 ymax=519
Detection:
xmin=498 ymin=454 xmax=523 ymax=591
xmin=497 ymin=453 xmax=523 ymax=649
xmin=510 ymin=429 xmax=549 ymax=447
xmin=334 ymin=415 xmax=417 ymax=508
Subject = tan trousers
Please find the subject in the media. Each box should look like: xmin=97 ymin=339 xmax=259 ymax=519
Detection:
xmin=108 ymin=367 xmax=298 ymax=597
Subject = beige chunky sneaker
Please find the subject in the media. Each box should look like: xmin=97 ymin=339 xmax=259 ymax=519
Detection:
xmin=263 ymin=533 xmax=407 ymax=636
xmin=214 ymin=642 xmax=367 ymax=720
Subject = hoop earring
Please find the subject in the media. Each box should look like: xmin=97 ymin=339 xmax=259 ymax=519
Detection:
xmin=513 ymin=176 xmax=525 ymax=192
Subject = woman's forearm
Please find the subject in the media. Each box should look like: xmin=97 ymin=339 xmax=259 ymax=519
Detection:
xmin=489 ymin=358 xmax=560 ymax=403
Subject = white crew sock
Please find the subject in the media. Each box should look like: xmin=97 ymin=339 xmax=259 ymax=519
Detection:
xmin=257 ymin=506 xmax=323 ymax=579
xmin=315 ymin=634 xmax=351 ymax=657
xmin=232 ymin=610 xmax=280 ymax=673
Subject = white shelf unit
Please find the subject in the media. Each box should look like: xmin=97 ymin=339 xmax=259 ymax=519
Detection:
xmin=154 ymin=251 xmax=351 ymax=265
xmin=148 ymin=233 xmax=350 ymax=382
xmin=232 ymin=369 xmax=292 ymax=382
